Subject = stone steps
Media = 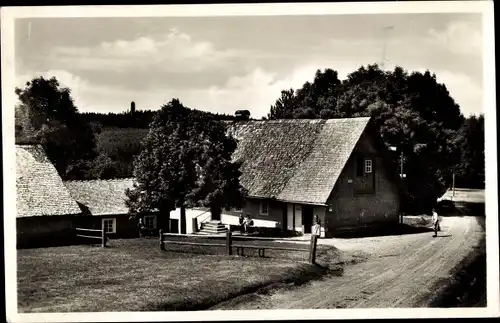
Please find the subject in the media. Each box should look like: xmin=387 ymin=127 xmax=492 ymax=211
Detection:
xmin=199 ymin=220 xmax=228 ymax=234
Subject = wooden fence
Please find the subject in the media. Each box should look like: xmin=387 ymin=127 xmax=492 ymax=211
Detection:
xmin=75 ymin=227 xmax=107 ymax=248
xmin=159 ymin=230 xmax=318 ymax=264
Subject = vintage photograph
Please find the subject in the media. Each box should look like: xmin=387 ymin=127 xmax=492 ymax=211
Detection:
xmin=2 ymin=1 xmax=497 ymax=321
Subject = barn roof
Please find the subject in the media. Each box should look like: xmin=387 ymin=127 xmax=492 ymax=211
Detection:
xmin=227 ymin=117 xmax=371 ymax=205
xmin=64 ymin=178 xmax=135 ymax=216
xmin=16 ymin=144 xmax=82 ymax=217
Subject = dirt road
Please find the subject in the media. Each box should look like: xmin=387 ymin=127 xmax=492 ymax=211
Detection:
xmin=212 ymin=216 xmax=485 ymax=309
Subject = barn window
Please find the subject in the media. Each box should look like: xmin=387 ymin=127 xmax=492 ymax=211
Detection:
xmin=102 ymin=218 xmax=116 ymax=234
xmin=260 ymin=201 xmax=269 ymax=215
xmin=365 ymin=159 xmax=373 ymax=173
xmin=144 ymin=215 xmax=156 ymax=229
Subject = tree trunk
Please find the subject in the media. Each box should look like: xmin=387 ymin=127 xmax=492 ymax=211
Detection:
xmin=180 ymin=205 xmax=187 ymax=234
xmin=160 ymin=207 xmax=171 ymax=233
xmin=211 ymin=204 xmax=221 ymax=221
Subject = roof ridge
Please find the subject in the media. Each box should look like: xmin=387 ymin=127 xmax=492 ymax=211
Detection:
xmin=229 ymin=117 xmax=370 ymax=123
xmin=64 ymin=177 xmax=135 ymax=183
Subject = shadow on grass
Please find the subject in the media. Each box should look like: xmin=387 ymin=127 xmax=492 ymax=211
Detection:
xmin=333 ymin=223 xmax=434 ymax=239
xmin=151 ymin=262 xmax=331 ymax=311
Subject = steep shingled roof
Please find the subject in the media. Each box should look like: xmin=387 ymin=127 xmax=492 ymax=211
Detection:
xmin=64 ymin=178 xmax=135 ymax=216
xmin=228 ymin=117 xmax=371 ymax=205
xmin=16 ymin=145 xmax=82 ymax=217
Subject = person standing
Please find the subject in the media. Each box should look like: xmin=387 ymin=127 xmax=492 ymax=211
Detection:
xmin=432 ymin=208 xmax=440 ymax=237
xmin=238 ymin=214 xmax=244 ymax=233
xmin=137 ymin=217 xmax=144 ymax=238
xmin=312 ymin=215 xmax=321 ymax=238
xmin=243 ymin=214 xmax=253 ymax=234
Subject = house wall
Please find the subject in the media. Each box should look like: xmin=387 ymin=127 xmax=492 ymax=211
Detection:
xmin=324 ymin=132 xmax=400 ymax=236
xmin=73 ymin=213 xmax=162 ymax=238
xmin=17 ymin=216 xmax=76 ymax=248
xmin=228 ymin=198 xmax=285 ymax=229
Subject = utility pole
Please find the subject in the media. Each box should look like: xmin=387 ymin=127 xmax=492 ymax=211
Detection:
xmin=452 ymin=169 xmax=456 ymax=200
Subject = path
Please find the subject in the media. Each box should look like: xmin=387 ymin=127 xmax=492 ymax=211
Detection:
xmin=211 ymin=216 xmax=485 ymax=309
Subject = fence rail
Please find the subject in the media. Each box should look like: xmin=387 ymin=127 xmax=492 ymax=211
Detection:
xmin=159 ymin=230 xmax=318 ymax=264
xmin=75 ymin=227 xmax=107 ymax=248
xmin=75 ymin=228 xmax=102 ymax=232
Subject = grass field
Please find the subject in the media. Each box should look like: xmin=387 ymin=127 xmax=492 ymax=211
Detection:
xmin=17 ymin=237 xmax=341 ymax=312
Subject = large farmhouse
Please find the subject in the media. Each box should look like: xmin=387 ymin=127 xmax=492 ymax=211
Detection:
xmin=220 ymin=117 xmax=403 ymax=237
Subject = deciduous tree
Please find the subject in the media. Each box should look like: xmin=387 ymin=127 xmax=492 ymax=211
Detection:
xmin=126 ymin=99 xmax=246 ymax=232
xmin=15 ymin=76 xmax=97 ymax=178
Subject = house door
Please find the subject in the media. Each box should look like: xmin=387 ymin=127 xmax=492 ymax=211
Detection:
xmin=302 ymin=205 xmax=313 ymax=234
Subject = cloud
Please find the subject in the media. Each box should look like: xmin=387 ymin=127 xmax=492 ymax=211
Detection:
xmin=16 ymin=69 xmax=110 ymax=112
xmin=14 ymin=63 xmax=482 ymax=120
xmin=49 ymin=28 xmax=252 ymax=74
xmin=410 ymin=67 xmax=483 ymax=116
xmin=433 ymin=70 xmax=483 ymax=116
xmin=427 ymin=21 xmax=482 ymax=56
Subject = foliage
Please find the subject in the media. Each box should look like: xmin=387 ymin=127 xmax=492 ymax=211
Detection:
xmin=268 ymin=65 xmax=466 ymax=211
xmin=15 ymin=77 xmax=97 ymax=178
xmin=454 ymin=114 xmax=485 ymax=188
xmin=80 ymin=108 xmax=244 ymax=129
xmin=126 ymin=99 xmax=247 ymax=228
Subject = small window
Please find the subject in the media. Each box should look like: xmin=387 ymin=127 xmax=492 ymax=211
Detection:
xmin=144 ymin=215 xmax=156 ymax=229
xmin=365 ymin=159 xmax=373 ymax=173
xmin=234 ymin=207 xmax=242 ymax=213
xmin=102 ymin=218 xmax=116 ymax=234
xmin=260 ymin=202 xmax=269 ymax=215
xmin=224 ymin=206 xmax=231 ymax=212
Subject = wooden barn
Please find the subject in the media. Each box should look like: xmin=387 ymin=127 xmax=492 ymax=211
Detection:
xmin=64 ymin=179 xmax=164 ymax=238
xmin=218 ymin=117 xmax=404 ymax=237
xmin=16 ymin=144 xmax=83 ymax=248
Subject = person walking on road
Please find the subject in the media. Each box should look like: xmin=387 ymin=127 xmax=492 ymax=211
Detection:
xmin=432 ymin=208 xmax=440 ymax=237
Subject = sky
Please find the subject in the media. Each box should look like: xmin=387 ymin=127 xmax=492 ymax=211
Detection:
xmin=14 ymin=13 xmax=484 ymax=118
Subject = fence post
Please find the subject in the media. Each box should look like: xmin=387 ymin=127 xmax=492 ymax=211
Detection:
xmin=102 ymin=228 xmax=106 ymax=248
xmin=159 ymin=229 xmax=165 ymax=251
xmin=226 ymin=231 xmax=232 ymax=255
xmin=309 ymin=235 xmax=318 ymax=264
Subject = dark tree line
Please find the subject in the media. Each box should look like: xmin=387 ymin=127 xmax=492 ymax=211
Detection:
xmin=80 ymin=108 xmax=244 ymax=129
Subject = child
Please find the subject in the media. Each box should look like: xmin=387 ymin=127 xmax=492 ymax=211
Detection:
xmin=243 ymin=214 xmax=253 ymax=234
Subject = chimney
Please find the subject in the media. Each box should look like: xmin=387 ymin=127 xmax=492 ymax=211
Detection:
xmin=130 ymin=101 xmax=136 ymax=115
